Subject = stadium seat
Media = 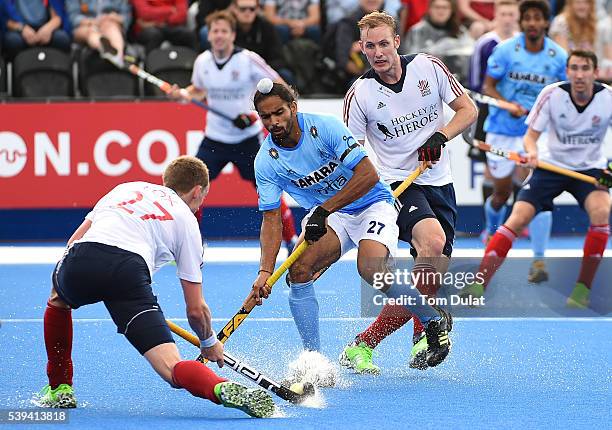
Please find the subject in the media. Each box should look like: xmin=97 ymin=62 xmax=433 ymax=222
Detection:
xmin=144 ymin=46 xmax=197 ymax=97
xmin=12 ymin=47 xmax=73 ymax=98
xmin=78 ymin=48 xmax=139 ymax=98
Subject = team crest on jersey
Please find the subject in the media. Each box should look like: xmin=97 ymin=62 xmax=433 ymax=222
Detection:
xmin=548 ymin=49 xmax=556 ymax=57
xmin=418 ymin=80 xmax=431 ymax=97
xmin=592 ymin=116 xmax=601 ymax=126
xmin=310 ymin=126 xmax=318 ymax=138
xmin=269 ymin=148 xmax=279 ymax=159
xmin=231 ymin=70 xmax=240 ymax=80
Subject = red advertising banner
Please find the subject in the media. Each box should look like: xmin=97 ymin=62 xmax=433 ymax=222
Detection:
xmin=0 ymin=101 xmax=258 ymax=208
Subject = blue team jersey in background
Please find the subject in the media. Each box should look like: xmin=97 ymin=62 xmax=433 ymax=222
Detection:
xmin=484 ymin=34 xmax=567 ymax=136
xmin=255 ymin=112 xmax=393 ymax=214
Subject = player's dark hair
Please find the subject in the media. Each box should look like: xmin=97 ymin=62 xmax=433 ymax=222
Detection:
xmin=567 ymin=50 xmax=598 ymax=69
xmin=253 ymin=83 xmax=299 ymax=111
xmin=519 ymin=0 xmax=550 ymax=21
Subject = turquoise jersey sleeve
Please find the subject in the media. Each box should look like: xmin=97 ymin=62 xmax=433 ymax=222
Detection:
xmin=255 ymin=153 xmax=283 ymax=211
xmin=320 ymin=116 xmax=367 ymax=170
xmin=486 ymin=43 xmax=509 ymax=81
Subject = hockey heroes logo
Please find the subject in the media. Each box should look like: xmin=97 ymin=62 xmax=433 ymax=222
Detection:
xmin=377 ymin=104 xmax=440 ymax=140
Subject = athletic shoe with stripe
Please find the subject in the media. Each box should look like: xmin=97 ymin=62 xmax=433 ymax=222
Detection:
xmin=339 ymin=341 xmax=380 ymax=375
xmin=214 ymin=381 xmax=275 ymax=418
xmin=409 ymin=331 xmax=428 ymax=370
xmin=527 ymin=260 xmax=549 ymax=283
xmin=36 ymin=384 xmax=76 ymax=408
xmin=424 ymin=310 xmax=452 ymax=367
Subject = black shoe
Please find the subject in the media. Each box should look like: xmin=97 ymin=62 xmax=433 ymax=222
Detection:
xmin=433 ymin=305 xmax=453 ymax=332
xmin=424 ymin=311 xmax=452 ymax=367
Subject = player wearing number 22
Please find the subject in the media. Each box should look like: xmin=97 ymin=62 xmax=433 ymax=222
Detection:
xmin=340 ymin=11 xmax=477 ymax=373
xmin=251 ymin=81 xmax=453 ymax=385
xmin=37 ymin=156 xmax=275 ymax=418
xmin=460 ymin=50 xmax=612 ymax=309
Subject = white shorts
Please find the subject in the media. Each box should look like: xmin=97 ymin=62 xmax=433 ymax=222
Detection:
xmin=302 ymin=201 xmax=399 ymax=257
xmin=486 ymin=133 xmax=524 ymax=179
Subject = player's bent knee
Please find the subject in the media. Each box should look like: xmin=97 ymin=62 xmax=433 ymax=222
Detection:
xmin=289 ymin=259 xmax=314 ymax=283
xmin=412 ymin=234 xmax=446 ymax=257
xmin=143 ymin=343 xmax=181 ymax=386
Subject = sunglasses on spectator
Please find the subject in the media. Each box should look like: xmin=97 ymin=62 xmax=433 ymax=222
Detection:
xmin=237 ymin=6 xmax=258 ymax=12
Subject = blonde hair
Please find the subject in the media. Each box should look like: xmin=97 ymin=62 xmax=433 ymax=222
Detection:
xmin=357 ymin=11 xmax=398 ymax=35
xmin=163 ymin=156 xmax=209 ymax=194
xmin=563 ymin=0 xmax=596 ymax=48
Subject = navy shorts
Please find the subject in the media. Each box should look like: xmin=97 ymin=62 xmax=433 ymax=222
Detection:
xmin=391 ymin=182 xmax=457 ymax=258
xmin=53 ymin=242 xmax=174 ymax=355
xmin=517 ymin=168 xmax=602 ymax=213
xmin=195 ymin=134 xmax=260 ymax=185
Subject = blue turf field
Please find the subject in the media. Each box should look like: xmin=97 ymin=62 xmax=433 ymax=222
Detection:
xmin=1 ymin=238 xmax=611 ymax=429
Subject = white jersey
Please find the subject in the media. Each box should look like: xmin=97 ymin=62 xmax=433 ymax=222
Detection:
xmin=192 ymin=47 xmax=280 ymax=144
xmin=344 ymin=54 xmax=465 ymax=186
xmin=526 ymin=81 xmax=612 ymax=170
xmin=77 ymin=182 xmax=204 ymax=283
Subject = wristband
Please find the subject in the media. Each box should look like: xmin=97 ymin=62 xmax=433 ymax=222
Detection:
xmin=258 ymin=269 xmax=273 ymax=274
xmin=199 ymin=331 xmax=217 ymax=348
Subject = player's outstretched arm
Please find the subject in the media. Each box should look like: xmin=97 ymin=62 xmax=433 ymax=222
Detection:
xmin=440 ymin=93 xmax=478 ymax=141
xmin=252 ymin=208 xmax=283 ymax=304
xmin=482 ymin=75 xmax=528 ymax=117
xmin=319 ymin=157 xmax=379 ymax=214
xmin=180 ymin=279 xmax=224 ymax=367
xmin=522 ymin=127 xmax=541 ymax=168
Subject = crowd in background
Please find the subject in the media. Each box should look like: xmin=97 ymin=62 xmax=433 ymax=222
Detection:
xmin=0 ymin=0 xmax=611 ymax=97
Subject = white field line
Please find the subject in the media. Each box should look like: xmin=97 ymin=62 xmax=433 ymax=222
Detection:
xmin=1 ymin=246 xmax=609 ymax=264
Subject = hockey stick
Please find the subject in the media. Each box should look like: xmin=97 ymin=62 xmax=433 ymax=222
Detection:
xmin=166 ymin=320 xmax=314 ymax=403
xmin=467 ymin=90 xmax=522 ymax=113
xmin=474 ymin=141 xmax=599 ymax=185
xmin=98 ymin=45 xmax=237 ymax=121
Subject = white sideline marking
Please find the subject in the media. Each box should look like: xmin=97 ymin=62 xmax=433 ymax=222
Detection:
xmin=1 ymin=246 xmax=609 ymax=264
xmin=2 ymin=317 xmax=611 ymax=323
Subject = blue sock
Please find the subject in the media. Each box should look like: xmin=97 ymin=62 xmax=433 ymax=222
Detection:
xmin=288 ymin=281 xmax=320 ymax=351
xmin=529 ymin=211 xmax=552 ymax=258
xmin=485 ymin=197 xmax=508 ymax=235
xmin=384 ymin=283 xmax=439 ymax=323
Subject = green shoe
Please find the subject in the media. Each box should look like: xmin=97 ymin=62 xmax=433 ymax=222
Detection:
xmin=214 ymin=382 xmax=275 ymax=418
xmin=36 ymin=384 xmax=76 ymax=408
xmin=567 ymin=283 xmax=590 ymax=309
xmin=409 ymin=332 xmax=428 ymax=370
xmin=458 ymin=282 xmax=485 ymax=302
xmin=338 ymin=342 xmax=380 ymax=375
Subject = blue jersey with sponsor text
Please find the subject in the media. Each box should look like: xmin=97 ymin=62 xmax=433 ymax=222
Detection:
xmin=255 ymin=112 xmax=393 ymax=214
xmin=484 ymin=34 xmax=567 ymax=136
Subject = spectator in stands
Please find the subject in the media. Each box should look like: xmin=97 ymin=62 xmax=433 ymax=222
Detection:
xmin=230 ymin=0 xmax=294 ymax=83
xmin=325 ymin=0 xmax=384 ymax=90
xmin=401 ymin=0 xmax=471 ymax=54
xmin=0 ymin=0 xmax=71 ymax=60
xmin=196 ymin=0 xmax=230 ymax=50
xmin=132 ymin=0 xmax=196 ymax=53
xmin=326 ymin=0 xmax=401 ymax=26
xmin=550 ymin=0 xmax=612 ymax=79
xmin=66 ymin=0 xmax=131 ymax=59
xmin=263 ymin=0 xmax=321 ymax=43
xmin=458 ymin=0 xmax=494 ymax=38
xmin=399 ymin=0 xmax=428 ymax=35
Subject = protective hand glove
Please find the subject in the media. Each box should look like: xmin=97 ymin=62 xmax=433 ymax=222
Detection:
xmin=418 ymin=131 xmax=448 ymax=161
xmin=305 ymin=206 xmax=330 ymax=242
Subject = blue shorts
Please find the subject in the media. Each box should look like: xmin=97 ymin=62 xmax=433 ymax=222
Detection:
xmin=195 ymin=134 xmax=260 ymax=184
xmin=391 ymin=182 xmax=457 ymax=258
xmin=517 ymin=168 xmax=602 ymax=213
xmin=53 ymin=242 xmax=174 ymax=355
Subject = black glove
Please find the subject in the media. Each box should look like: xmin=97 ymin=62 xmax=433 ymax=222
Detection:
xmin=598 ymin=162 xmax=612 ymax=188
xmin=232 ymin=113 xmax=256 ymax=129
xmin=418 ymin=131 xmax=448 ymax=161
xmin=305 ymin=206 xmax=330 ymax=242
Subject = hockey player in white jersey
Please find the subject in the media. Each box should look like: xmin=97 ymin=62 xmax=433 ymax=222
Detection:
xmin=340 ymin=11 xmax=477 ymax=373
xmin=460 ymin=50 xmax=612 ymax=309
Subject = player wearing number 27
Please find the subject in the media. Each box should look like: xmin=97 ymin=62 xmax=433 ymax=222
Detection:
xmin=460 ymin=50 xmax=612 ymax=309
xmin=250 ymin=80 xmax=453 ymax=385
xmin=340 ymin=11 xmax=477 ymax=373
xmin=37 ymin=156 xmax=275 ymax=418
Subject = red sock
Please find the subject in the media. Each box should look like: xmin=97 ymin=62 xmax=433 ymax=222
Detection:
xmin=412 ymin=263 xmax=439 ymax=298
xmin=280 ymin=197 xmax=297 ymax=244
xmin=479 ymin=225 xmax=517 ymax=288
xmin=357 ymin=305 xmax=412 ymax=348
xmin=577 ymin=225 xmax=609 ymax=289
xmin=44 ymin=302 xmax=73 ymax=388
xmin=171 ymin=360 xmax=227 ymax=404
